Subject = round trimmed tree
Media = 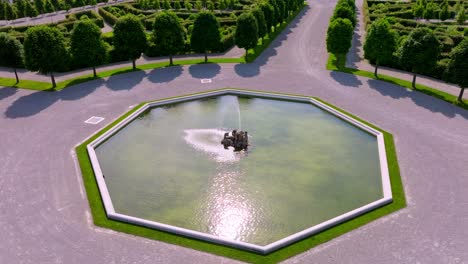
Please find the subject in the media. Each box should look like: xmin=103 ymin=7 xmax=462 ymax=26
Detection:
xmin=153 ymin=11 xmax=185 ymax=65
xmin=113 ymin=15 xmax=148 ymax=70
xmin=71 ymin=19 xmax=107 ymax=77
xmin=326 ymin=18 xmax=354 ymax=55
xmin=396 ymin=27 xmax=440 ymax=88
xmin=363 ymin=18 xmax=398 ymax=76
xmin=24 ymin=26 xmax=68 ymax=87
xmin=445 ymin=38 xmax=468 ymax=102
xmin=190 ymin=12 xmax=221 ymax=63
xmin=0 ymin=33 xmax=24 ymax=83
xmin=235 ymin=12 xmax=258 ymax=59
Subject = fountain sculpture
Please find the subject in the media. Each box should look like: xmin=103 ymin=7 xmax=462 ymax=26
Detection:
xmin=221 ymin=130 xmax=249 ymax=151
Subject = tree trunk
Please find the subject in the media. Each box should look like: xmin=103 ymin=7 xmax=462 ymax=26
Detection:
xmin=412 ymin=74 xmax=417 ymax=88
xmin=51 ymin=72 xmax=56 ymax=88
xmin=93 ymin=67 xmax=97 ymax=78
xmin=169 ymin=54 xmax=173 ymax=65
xmin=204 ymin=51 xmax=208 ymax=63
xmin=245 ymin=49 xmax=248 ymax=62
xmin=374 ymin=61 xmax=378 ymax=77
xmin=14 ymin=68 xmax=19 ymax=83
xmin=132 ymin=59 xmax=136 ymax=70
xmin=458 ymin=87 xmax=465 ymax=102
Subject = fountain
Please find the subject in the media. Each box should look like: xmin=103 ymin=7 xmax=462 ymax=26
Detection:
xmin=221 ymin=130 xmax=249 ymax=151
xmin=90 ymin=91 xmax=390 ymax=252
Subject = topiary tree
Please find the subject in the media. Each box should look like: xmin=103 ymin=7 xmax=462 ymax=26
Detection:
xmin=113 ymin=15 xmax=147 ymax=70
xmin=396 ymin=27 xmax=440 ymax=88
xmin=0 ymin=2 xmax=5 ymax=20
xmin=25 ymin=0 xmax=39 ymax=17
xmin=152 ymin=11 xmax=185 ymax=65
xmin=35 ymin=0 xmax=45 ymax=14
xmin=71 ymin=19 xmax=107 ymax=77
xmin=326 ymin=18 xmax=354 ymax=55
xmin=15 ymin=0 xmax=26 ymax=18
xmin=439 ymin=0 xmax=450 ymax=21
xmin=363 ymin=18 xmax=398 ymax=76
xmin=174 ymin=0 xmax=181 ymax=10
xmin=45 ymin=0 xmax=55 ymax=13
xmin=0 ymin=33 xmax=24 ymax=83
xmin=24 ymin=26 xmax=68 ymax=87
xmin=191 ymin=12 xmax=221 ymax=63
xmin=333 ymin=4 xmax=356 ymax=26
xmin=445 ymin=38 xmax=468 ymax=102
xmin=235 ymin=12 xmax=258 ymax=59
xmin=51 ymin=0 xmax=61 ymax=10
xmin=207 ymin=0 xmax=214 ymax=11
xmin=252 ymin=7 xmax=267 ymax=40
xmin=456 ymin=9 xmax=466 ymax=25
xmin=163 ymin=0 xmax=171 ymax=10
xmin=5 ymin=2 xmax=18 ymax=20
xmin=259 ymin=1 xmax=274 ymax=33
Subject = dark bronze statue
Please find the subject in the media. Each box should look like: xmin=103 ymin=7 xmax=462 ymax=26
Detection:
xmin=221 ymin=130 xmax=249 ymax=151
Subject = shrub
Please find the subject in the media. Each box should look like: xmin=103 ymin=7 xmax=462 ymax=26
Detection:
xmin=326 ymin=18 xmax=354 ymax=54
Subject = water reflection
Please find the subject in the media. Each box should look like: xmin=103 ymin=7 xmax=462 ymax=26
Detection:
xmin=202 ymin=169 xmax=258 ymax=242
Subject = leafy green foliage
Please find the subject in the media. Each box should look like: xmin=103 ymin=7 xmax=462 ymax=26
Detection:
xmin=252 ymin=8 xmax=267 ymax=39
xmin=71 ymin=20 xmax=107 ymax=73
xmin=0 ymin=33 xmax=24 ymax=68
xmin=259 ymin=2 xmax=275 ymax=32
xmin=439 ymin=0 xmax=450 ymax=21
xmin=396 ymin=27 xmax=440 ymax=76
xmin=445 ymin=38 xmax=468 ymax=101
xmin=364 ymin=18 xmax=398 ymax=67
xmin=152 ymin=11 xmax=185 ymax=64
xmin=326 ymin=18 xmax=354 ymax=54
xmin=456 ymin=9 xmax=466 ymax=25
xmin=235 ymin=12 xmax=258 ymax=54
xmin=190 ymin=12 xmax=221 ymax=60
xmin=333 ymin=4 xmax=356 ymax=26
xmin=113 ymin=15 xmax=147 ymax=63
xmin=24 ymin=26 xmax=68 ymax=74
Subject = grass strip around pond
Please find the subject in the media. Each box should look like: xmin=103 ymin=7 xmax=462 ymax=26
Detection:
xmin=0 ymin=4 xmax=306 ymax=92
xmin=75 ymin=88 xmax=406 ymax=264
xmin=327 ymin=53 xmax=468 ymax=110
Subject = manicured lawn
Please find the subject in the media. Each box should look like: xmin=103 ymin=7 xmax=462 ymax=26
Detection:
xmin=75 ymin=88 xmax=406 ymax=264
xmin=327 ymin=53 xmax=468 ymax=110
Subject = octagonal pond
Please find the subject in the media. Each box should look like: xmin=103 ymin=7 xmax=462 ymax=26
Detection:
xmin=92 ymin=93 xmax=388 ymax=250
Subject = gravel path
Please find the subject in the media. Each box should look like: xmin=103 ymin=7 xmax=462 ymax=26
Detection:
xmin=1 ymin=0 xmax=468 ymax=263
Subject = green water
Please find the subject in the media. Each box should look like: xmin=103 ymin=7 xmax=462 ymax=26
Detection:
xmin=95 ymin=95 xmax=382 ymax=246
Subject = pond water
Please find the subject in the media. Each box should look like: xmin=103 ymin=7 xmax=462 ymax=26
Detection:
xmin=95 ymin=95 xmax=382 ymax=246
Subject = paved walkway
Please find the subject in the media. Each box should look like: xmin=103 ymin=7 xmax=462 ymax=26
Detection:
xmin=1 ymin=0 xmax=468 ymax=263
xmin=346 ymin=0 xmax=467 ymax=100
xmin=0 ymin=46 xmax=244 ymax=83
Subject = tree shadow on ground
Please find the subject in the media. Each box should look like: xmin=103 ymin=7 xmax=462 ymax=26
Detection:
xmin=105 ymin=70 xmax=146 ymax=91
xmin=346 ymin=6 xmax=363 ymax=69
xmin=5 ymin=78 xmax=107 ymax=118
xmin=188 ymin=63 xmax=221 ymax=79
xmin=0 ymin=87 xmax=17 ymax=101
xmin=234 ymin=5 xmax=310 ymax=78
xmin=330 ymin=71 xmax=362 ymax=87
xmin=147 ymin=66 xmax=183 ymax=83
xmin=60 ymin=79 xmax=106 ymax=101
xmin=367 ymin=79 xmax=468 ymax=119
xmin=5 ymin=90 xmax=60 ymax=118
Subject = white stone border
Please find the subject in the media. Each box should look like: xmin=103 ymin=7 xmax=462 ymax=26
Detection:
xmin=86 ymin=89 xmax=393 ymax=255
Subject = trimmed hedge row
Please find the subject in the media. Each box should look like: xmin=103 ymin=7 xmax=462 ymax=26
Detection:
xmin=364 ymin=0 xmax=468 ymax=80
